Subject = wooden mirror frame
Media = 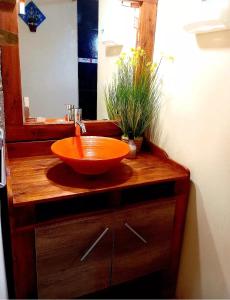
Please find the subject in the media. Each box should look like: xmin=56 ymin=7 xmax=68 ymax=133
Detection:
xmin=0 ymin=0 xmax=158 ymax=142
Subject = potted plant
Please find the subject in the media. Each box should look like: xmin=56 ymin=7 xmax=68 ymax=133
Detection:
xmin=105 ymin=47 xmax=162 ymax=152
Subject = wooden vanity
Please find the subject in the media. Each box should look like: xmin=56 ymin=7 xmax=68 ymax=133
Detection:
xmin=6 ymin=139 xmax=190 ymax=299
xmin=1 ymin=1 xmax=189 ymax=297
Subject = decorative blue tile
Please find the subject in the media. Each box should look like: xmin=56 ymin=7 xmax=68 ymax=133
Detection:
xmin=19 ymin=1 xmax=46 ymax=32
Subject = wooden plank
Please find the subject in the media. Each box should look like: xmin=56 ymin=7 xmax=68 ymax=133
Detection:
xmin=12 ymin=231 xmax=37 ymax=298
xmin=1 ymin=44 xmax=24 ymax=128
xmin=6 ymin=124 xmax=75 ymax=142
xmin=0 ymin=0 xmax=16 ymax=4
xmin=7 ymin=140 xmax=54 ymax=158
xmin=0 ymin=1 xmax=17 ymax=33
xmin=112 ymin=199 xmax=176 ymax=285
xmin=143 ymin=0 xmax=158 ymax=3
xmin=0 ymin=0 xmax=23 ymax=130
xmin=137 ymin=0 xmax=158 ymax=60
xmin=36 ymin=213 xmax=113 ymax=299
xmin=165 ymin=179 xmax=190 ymax=297
xmin=6 ymin=141 xmax=189 ymax=207
xmin=6 ymin=121 xmax=122 ymax=142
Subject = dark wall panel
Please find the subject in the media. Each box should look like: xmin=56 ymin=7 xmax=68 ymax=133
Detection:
xmin=77 ymin=0 xmax=98 ymax=120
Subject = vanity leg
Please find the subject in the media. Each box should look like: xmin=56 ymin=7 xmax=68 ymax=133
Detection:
xmin=12 ymin=230 xmax=37 ymax=298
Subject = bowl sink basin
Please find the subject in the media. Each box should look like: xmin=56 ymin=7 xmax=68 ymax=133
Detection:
xmin=51 ymin=136 xmax=130 ymax=175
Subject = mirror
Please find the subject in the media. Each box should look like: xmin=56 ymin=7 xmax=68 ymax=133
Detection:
xmin=17 ymin=0 xmax=139 ymax=124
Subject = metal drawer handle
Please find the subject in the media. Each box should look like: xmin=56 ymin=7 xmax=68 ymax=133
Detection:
xmin=124 ymin=223 xmax=147 ymax=244
xmin=80 ymin=227 xmax=109 ymax=262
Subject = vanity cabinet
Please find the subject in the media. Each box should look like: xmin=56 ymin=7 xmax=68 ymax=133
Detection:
xmin=35 ymin=198 xmax=176 ymax=299
xmin=112 ymin=199 xmax=176 ymax=286
xmin=36 ymin=212 xmax=113 ymax=299
xmin=6 ymin=141 xmax=190 ymax=299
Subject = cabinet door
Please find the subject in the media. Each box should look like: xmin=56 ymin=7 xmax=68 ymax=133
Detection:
xmin=36 ymin=213 xmax=113 ymax=299
xmin=112 ymin=199 xmax=176 ymax=285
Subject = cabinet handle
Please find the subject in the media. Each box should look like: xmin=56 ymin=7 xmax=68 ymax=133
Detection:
xmin=80 ymin=227 xmax=109 ymax=262
xmin=124 ymin=223 xmax=147 ymax=244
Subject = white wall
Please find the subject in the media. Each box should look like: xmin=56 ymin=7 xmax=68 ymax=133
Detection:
xmin=97 ymin=0 xmax=138 ymax=119
xmin=153 ymin=0 xmax=230 ymax=298
xmin=18 ymin=0 xmax=78 ymax=119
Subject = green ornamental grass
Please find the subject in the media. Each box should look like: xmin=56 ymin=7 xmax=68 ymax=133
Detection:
xmin=105 ymin=47 xmax=162 ymax=138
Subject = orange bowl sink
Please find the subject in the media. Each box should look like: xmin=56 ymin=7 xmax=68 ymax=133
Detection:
xmin=51 ymin=136 xmax=130 ymax=175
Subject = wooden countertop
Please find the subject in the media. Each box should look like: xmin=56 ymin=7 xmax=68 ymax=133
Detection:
xmin=6 ymin=141 xmax=189 ymax=207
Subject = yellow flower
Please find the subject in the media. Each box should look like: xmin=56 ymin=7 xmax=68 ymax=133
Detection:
xmin=146 ymin=62 xmax=152 ymax=67
xmin=116 ymin=59 xmax=122 ymax=66
xmin=131 ymin=57 xmax=137 ymax=66
xmin=140 ymin=49 xmax=145 ymax=57
xmin=150 ymin=63 xmax=157 ymax=72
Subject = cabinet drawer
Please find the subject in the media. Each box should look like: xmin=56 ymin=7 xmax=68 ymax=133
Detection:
xmin=35 ymin=213 xmax=113 ymax=299
xmin=112 ymin=199 xmax=176 ymax=285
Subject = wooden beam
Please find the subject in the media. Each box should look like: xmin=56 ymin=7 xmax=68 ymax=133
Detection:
xmin=6 ymin=121 xmax=122 ymax=142
xmin=0 ymin=2 xmax=24 ymax=130
xmin=0 ymin=0 xmax=16 ymax=4
xmin=142 ymin=0 xmax=157 ymax=3
xmin=0 ymin=0 xmax=18 ymax=33
xmin=137 ymin=0 xmax=158 ymax=60
xmin=121 ymin=0 xmax=143 ymax=8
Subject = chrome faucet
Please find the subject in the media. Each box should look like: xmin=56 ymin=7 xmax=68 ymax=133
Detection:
xmin=74 ymin=108 xmax=87 ymax=136
xmin=66 ymin=104 xmax=75 ymax=122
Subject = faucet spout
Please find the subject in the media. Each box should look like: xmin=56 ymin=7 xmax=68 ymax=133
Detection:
xmin=75 ymin=120 xmax=87 ymax=135
xmin=74 ymin=108 xmax=87 ymax=136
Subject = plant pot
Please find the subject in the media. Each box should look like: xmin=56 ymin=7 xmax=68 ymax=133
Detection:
xmin=121 ymin=135 xmax=143 ymax=153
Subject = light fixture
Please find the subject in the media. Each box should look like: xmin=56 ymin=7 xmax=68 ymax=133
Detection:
xmin=184 ymin=0 xmax=230 ymax=33
xmin=121 ymin=0 xmax=143 ymax=8
xmin=19 ymin=0 xmax=25 ymax=15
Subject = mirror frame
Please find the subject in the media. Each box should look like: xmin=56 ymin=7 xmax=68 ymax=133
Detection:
xmin=0 ymin=0 xmax=158 ymax=142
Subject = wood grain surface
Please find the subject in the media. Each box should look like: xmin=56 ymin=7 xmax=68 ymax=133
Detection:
xmin=7 ymin=142 xmax=189 ymax=207
xmin=137 ymin=0 xmax=158 ymax=60
xmin=6 ymin=120 xmax=122 ymax=142
xmin=6 ymin=140 xmax=190 ymax=299
xmin=112 ymin=199 xmax=176 ymax=285
xmin=36 ymin=198 xmax=176 ymax=299
xmin=0 ymin=0 xmax=16 ymax=5
xmin=0 ymin=1 xmax=18 ymax=33
xmin=36 ymin=212 xmax=113 ymax=299
xmin=0 ymin=29 xmax=18 ymax=45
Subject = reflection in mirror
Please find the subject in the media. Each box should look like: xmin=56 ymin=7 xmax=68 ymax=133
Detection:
xmin=18 ymin=0 xmax=138 ymax=124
